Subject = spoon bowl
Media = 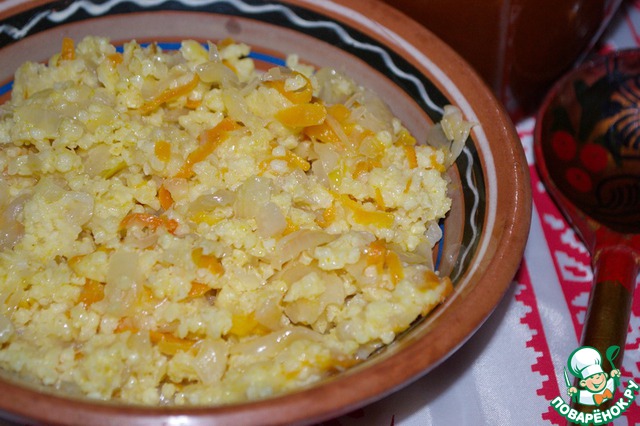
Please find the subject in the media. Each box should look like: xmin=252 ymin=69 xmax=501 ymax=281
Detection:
xmin=534 ymin=49 xmax=640 ymax=407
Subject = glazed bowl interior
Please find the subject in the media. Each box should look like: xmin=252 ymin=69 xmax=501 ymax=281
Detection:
xmin=0 ymin=1 xmax=531 ymax=425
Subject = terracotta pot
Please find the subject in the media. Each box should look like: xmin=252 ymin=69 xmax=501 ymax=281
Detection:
xmin=385 ymin=0 xmax=623 ymax=118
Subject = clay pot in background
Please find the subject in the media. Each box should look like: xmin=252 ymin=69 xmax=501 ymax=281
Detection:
xmin=384 ymin=0 xmax=623 ymax=118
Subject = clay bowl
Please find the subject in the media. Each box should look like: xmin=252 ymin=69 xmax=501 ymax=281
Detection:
xmin=0 ymin=1 xmax=531 ymax=425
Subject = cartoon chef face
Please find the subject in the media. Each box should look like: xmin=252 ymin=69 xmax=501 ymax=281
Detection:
xmin=581 ymin=371 xmax=609 ymax=393
xmin=568 ymin=346 xmax=607 ymax=393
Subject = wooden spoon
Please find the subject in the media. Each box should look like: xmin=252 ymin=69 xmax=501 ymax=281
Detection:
xmin=534 ymin=49 xmax=640 ymax=408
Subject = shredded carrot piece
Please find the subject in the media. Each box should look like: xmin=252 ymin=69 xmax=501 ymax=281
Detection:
xmin=366 ymin=240 xmax=387 ymax=274
xmin=67 ymin=254 xmax=83 ymax=271
xmin=150 ymin=331 xmax=197 ymax=356
xmin=119 ymin=213 xmax=178 ymax=234
xmin=222 ymin=59 xmax=238 ymax=74
xmin=365 ymin=240 xmax=405 ymax=285
xmin=403 ymin=144 xmax=418 ymax=169
xmin=304 ymin=120 xmax=341 ymax=144
xmin=284 ymin=150 xmax=311 ymax=171
xmin=404 ymin=177 xmax=413 ymax=194
xmin=340 ymin=195 xmax=394 ymax=228
xmin=218 ymin=37 xmax=235 ymax=48
xmin=107 ymin=53 xmax=123 ymax=65
xmin=175 ymin=117 xmax=240 ymax=179
xmin=185 ymin=98 xmax=202 ymax=109
xmin=430 ymin=153 xmax=446 ymax=172
xmin=59 ymin=37 xmax=75 ymax=62
xmin=316 ymin=203 xmax=336 ymax=228
xmin=422 ymin=270 xmax=445 ymax=291
xmin=374 ymin=187 xmax=386 ymax=210
xmin=158 ymin=185 xmax=174 ymax=211
xmin=259 ymin=149 xmax=312 ymax=174
xmin=303 ymin=104 xmax=351 ymax=145
xmin=192 ymin=247 xmax=224 ymax=275
xmin=139 ymin=74 xmax=200 ymax=115
xmin=78 ymin=279 xmax=105 ymax=307
xmin=385 ymin=251 xmax=404 ymax=285
xmin=420 ymin=271 xmax=453 ymax=314
xmin=114 ymin=317 xmax=137 ymax=334
xmin=395 ymin=128 xmax=417 ymax=146
xmin=352 ymin=159 xmax=381 ymax=178
xmin=228 ymin=313 xmax=270 ymax=338
xmin=191 ymin=211 xmax=224 ymax=226
xmin=275 ymin=102 xmax=327 ymax=128
xmin=265 ymin=72 xmax=313 ymax=104
xmin=327 ymin=104 xmax=351 ymax=123
xmin=283 ymin=218 xmax=298 ymax=235
xmin=154 ymin=140 xmax=172 ymax=162
xmin=186 ymin=282 xmax=212 ymax=300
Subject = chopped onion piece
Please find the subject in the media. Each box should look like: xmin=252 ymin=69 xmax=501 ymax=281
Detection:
xmin=256 ymin=202 xmax=287 ymax=238
xmin=229 ymin=326 xmax=322 ymax=357
xmin=272 ymin=229 xmax=337 ymax=268
xmin=0 ymin=195 xmax=28 ymax=250
xmin=197 ymin=61 xmax=239 ymax=87
xmin=193 ymin=338 xmax=228 ymax=385
xmin=234 ymin=176 xmax=272 ymax=219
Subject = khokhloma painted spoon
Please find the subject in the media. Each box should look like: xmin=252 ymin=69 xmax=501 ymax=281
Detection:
xmin=534 ymin=49 xmax=640 ymax=411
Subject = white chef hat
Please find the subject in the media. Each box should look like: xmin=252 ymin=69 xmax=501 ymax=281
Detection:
xmin=568 ymin=346 xmax=604 ymax=380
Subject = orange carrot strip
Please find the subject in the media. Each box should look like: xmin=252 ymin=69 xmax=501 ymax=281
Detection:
xmin=60 ymin=37 xmax=75 ymax=62
xmin=395 ymin=128 xmax=417 ymax=146
xmin=265 ymin=72 xmax=313 ymax=104
xmin=107 ymin=53 xmax=123 ymax=65
xmin=285 ymin=150 xmax=311 ymax=171
xmin=192 ymin=247 xmax=224 ymax=275
xmin=154 ymin=140 xmax=172 ymax=162
xmin=303 ymin=104 xmax=351 ymax=145
xmin=385 ymin=250 xmax=404 ymax=285
xmin=175 ymin=117 xmax=241 ymax=179
xmin=139 ymin=74 xmax=200 ymax=115
xmin=316 ymin=203 xmax=336 ymax=228
xmin=340 ymin=195 xmax=394 ymax=228
xmin=150 ymin=331 xmax=196 ymax=356
xmin=78 ymin=279 xmax=105 ymax=307
xmin=374 ymin=187 xmax=386 ymax=210
xmin=119 ymin=213 xmax=178 ymax=234
xmin=185 ymin=98 xmax=202 ymax=109
xmin=403 ymin=145 xmax=418 ymax=169
xmin=228 ymin=313 xmax=269 ymax=337
xmin=217 ymin=37 xmax=235 ymax=48
xmin=222 ymin=59 xmax=238 ymax=74
xmin=114 ymin=317 xmax=138 ymax=334
xmin=430 ymin=153 xmax=446 ymax=172
xmin=352 ymin=159 xmax=382 ymax=178
xmin=158 ymin=185 xmax=174 ymax=211
xmin=275 ymin=103 xmax=327 ymax=128
xmin=186 ymin=282 xmax=212 ymax=300
xmin=366 ymin=240 xmax=387 ymax=274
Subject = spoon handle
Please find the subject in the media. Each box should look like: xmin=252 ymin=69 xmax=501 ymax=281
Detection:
xmin=569 ymin=246 xmax=638 ymax=418
xmin=580 ymin=245 xmax=638 ymax=365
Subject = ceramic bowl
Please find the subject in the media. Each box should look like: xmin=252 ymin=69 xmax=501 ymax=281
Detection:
xmin=0 ymin=1 xmax=531 ymax=425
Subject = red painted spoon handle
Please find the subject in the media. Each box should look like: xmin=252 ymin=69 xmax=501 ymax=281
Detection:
xmin=580 ymin=245 xmax=639 ymax=365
